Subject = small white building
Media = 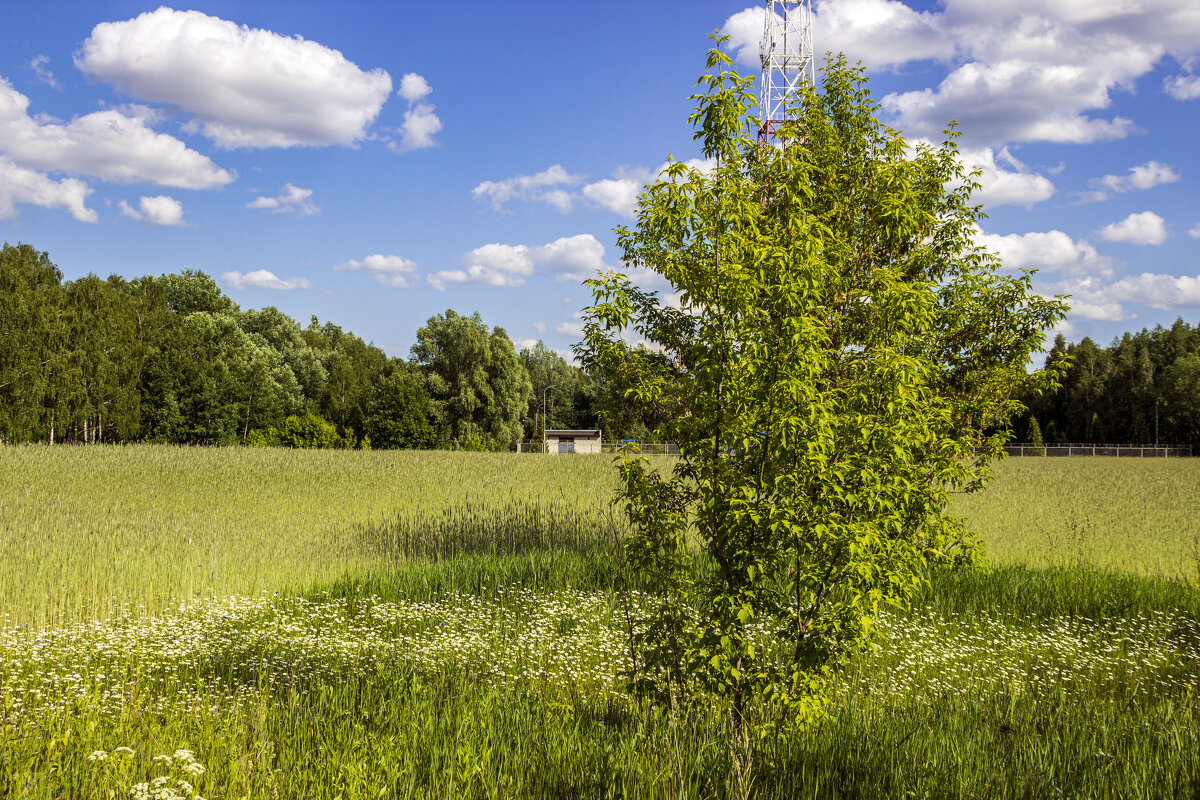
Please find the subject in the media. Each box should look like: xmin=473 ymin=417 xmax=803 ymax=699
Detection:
xmin=545 ymin=429 xmax=602 ymax=454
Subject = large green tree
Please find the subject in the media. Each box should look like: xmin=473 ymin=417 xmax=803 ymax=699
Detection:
xmin=577 ymin=47 xmax=1066 ymax=734
xmin=0 ymin=243 xmax=62 ymax=443
xmin=412 ymin=310 xmax=532 ymax=450
xmin=363 ymin=368 xmax=438 ymax=449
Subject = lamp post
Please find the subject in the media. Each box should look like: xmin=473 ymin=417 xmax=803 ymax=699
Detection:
xmin=543 ymin=385 xmax=555 ymax=454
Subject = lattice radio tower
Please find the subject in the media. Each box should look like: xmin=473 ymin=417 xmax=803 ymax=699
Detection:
xmin=758 ymin=0 xmax=815 ymax=144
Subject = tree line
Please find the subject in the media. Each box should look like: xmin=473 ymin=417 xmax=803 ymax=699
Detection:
xmin=1018 ymin=321 xmax=1200 ymax=447
xmin=0 ymin=242 xmax=657 ymax=449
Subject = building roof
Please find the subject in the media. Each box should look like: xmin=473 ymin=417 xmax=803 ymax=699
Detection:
xmin=545 ymin=429 xmax=602 ymax=436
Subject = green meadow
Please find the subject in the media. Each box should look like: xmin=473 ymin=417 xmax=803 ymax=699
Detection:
xmin=1 ymin=446 xmax=1197 ymax=799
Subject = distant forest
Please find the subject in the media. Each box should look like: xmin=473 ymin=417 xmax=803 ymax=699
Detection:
xmin=3 ymin=242 xmax=1199 ymax=449
xmin=0 ymin=243 xmax=656 ymax=450
xmin=1018 ymin=323 xmax=1200 ymax=448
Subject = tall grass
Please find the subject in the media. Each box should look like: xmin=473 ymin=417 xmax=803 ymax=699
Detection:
xmin=952 ymin=456 xmax=1200 ymax=579
xmin=1 ymin=445 xmax=1197 ymax=798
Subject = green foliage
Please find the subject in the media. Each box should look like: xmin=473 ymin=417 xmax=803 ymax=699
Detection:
xmin=412 ymin=310 xmax=533 ymax=451
xmin=278 ymin=412 xmax=339 ymax=449
xmin=0 ymin=243 xmax=63 ymax=443
xmin=577 ymin=45 xmax=1068 ymax=733
xmin=1027 ymin=417 xmax=1043 ymax=446
xmin=1023 ymin=319 xmax=1200 ymax=447
xmin=364 ymin=369 xmax=438 ymax=449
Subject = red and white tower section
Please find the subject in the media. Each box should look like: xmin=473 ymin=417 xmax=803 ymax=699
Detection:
xmin=759 ymin=0 xmax=815 ymax=144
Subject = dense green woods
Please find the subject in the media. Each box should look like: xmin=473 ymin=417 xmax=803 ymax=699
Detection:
xmin=0 ymin=242 xmax=621 ymax=449
xmin=1020 ymin=323 xmax=1200 ymax=447
xmin=5 ymin=241 xmax=1199 ymax=449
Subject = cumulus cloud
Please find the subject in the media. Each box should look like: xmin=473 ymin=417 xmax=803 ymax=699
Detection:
xmin=1164 ymin=72 xmax=1200 ymax=99
xmin=1079 ymin=161 xmax=1181 ymax=202
xmin=388 ymin=73 xmax=441 ymax=153
xmin=723 ymin=0 xmax=1200 ymax=148
xmin=222 ymin=270 xmax=313 ymax=291
xmin=1048 ymin=271 xmax=1200 ymax=322
xmin=976 ymin=228 xmax=1112 ymax=277
xmin=397 ymin=73 xmax=432 ymax=103
xmin=0 ymin=78 xmax=234 ymax=188
xmin=246 ymin=184 xmax=318 ymax=215
xmin=118 ymin=195 xmax=184 ymax=226
xmin=428 ymin=234 xmax=609 ymax=290
xmin=581 ymin=158 xmax=717 ymax=218
xmin=1097 ymin=211 xmax=1169 ymax=245
xmin=959 ymin=147 xmax=1055 ymax=207
xmin=726 ymin=1 xmax=951 ymax=72
xmin=393 ymin=102 xmax=442 ymax=153
xmin=0 ymin=156 xmax=96 ymax=222
xmin=472 ymin=165 xmax=583 ymax=212
xmin=333 ymin=254 xmax=419 ymax=288
xmin=29 ymin=55 xmax=57 ymax=88
xmin=76 ymin=7 xmax=392 ymax=148
xmin=555 ymin=321 xmax=585 ymax=337
xmin=1105 ymin=273 xmax=1200 ymax=310
xmin=581 ymin=178 xmax=641 ymax=217
xmin=1188 ymin=222 xmax=1200 ymax=238
xmin=534 ymin=234 xmax=607 ymax=281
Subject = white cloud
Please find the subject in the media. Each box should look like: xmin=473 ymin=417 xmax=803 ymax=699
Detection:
xmin=397 ymin=73 xmax=432 ymax=103
xmin=29 ymin=55 xmax=57 ymax=88
xmin=533 ymin=234 xmax=607 ymax=281
xmin=960 ymin=147 xmax=1055 ymax=207
xmin=1164 ymin=72 xmax=1200 ymax=99
xmin=1042 ymin=276 xmax=1131 ymax=322
xmin=76 ymin=7 xmax=392 ymax=148
xmin=1097 ymin=211 xmax=1168 ymax=245
xmin=334 ymin=254 xmax=418 ymax=288
xmin=472 ymin=165 xmax=583 ymax=212
xmin=975 ymin=228 xmax=1111 ymax=277
xmin=581 ymin=158 xmax=717 ymax=218
xmin=0 ymin=78 xmax=234 ymax=188
xmin=582 ymin=177 xmax=641 ymax=218
xmin=246 ymin=184 xmax=318 ymax=215
xmin=1045 ymin=269 xmax=1200 ymax=322
xmin=222 ymin=270 xmax=313 ymax=291
xmin=1081 ymin=161 xmax=1182 ymax=201
xmin=727 ymin=1 xmax=1200 ymax=147
xmin=389 ymin=74 xmax=441 ymax=154
xmin=429 ymin=234 xmax=610 ymax=290
xmin=1188 ymin=222 xmax=1200 ymax=238
xmin=531 ymin=321 xmax=547 ymax=333
xmin=879 ymin=1 xmax=1197 ymax=146
xmin=0 ymin=156 xmax=96 ymax=222
xmin=555 ymin=321 xmax=585 ymax=337
xmin=1099 ymin=161 xmax=1180 ymax=192
xmin=426 ymin=270 xmax=469 ymax=291
xmin=725 ymin=3 xmax=953 ymax=70
xmin=1105 ymin=273 xmax=1200 ymax=310
xmin=513 ymin=337 xmax=540 ymax=351
xmin=392 ymin=102 xmax=442 ymax=153
xmin=118 ymin=194 xmax=184 ymax=226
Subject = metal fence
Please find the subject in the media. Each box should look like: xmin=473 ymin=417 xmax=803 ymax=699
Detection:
xmin=1002 ymin=444 xmax=1192 ymax=458
xmin=515 ymin=441 xmax=681 ymax=454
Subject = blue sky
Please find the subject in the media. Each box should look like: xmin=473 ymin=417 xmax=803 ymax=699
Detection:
xmin=2 ymin=1 xmax=1199 ymax=359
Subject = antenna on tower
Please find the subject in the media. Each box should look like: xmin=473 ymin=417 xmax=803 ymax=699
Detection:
xmin=759 ymin=0 xmax=815 ymax=144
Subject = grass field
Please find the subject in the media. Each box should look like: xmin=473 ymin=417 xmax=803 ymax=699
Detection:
xmin=1 ymin=446 xmax=1197 ymax=798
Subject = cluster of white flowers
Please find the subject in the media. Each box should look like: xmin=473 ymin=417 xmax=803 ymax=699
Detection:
xmin=835 ymin=607 xmax=1200 ymax=702
xmin=129 ymin=750 xmax=206 ymax=800
xmin=4 ymin=587 xmax=1197 ymax=740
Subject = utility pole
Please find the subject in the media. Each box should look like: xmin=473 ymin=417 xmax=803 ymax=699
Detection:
xmin=543 ymin=385 xmax=555 ymax=455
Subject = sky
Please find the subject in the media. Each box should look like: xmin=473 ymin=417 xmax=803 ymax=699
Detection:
xmin=2 ymin=1 xmax=1199 ymax=360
